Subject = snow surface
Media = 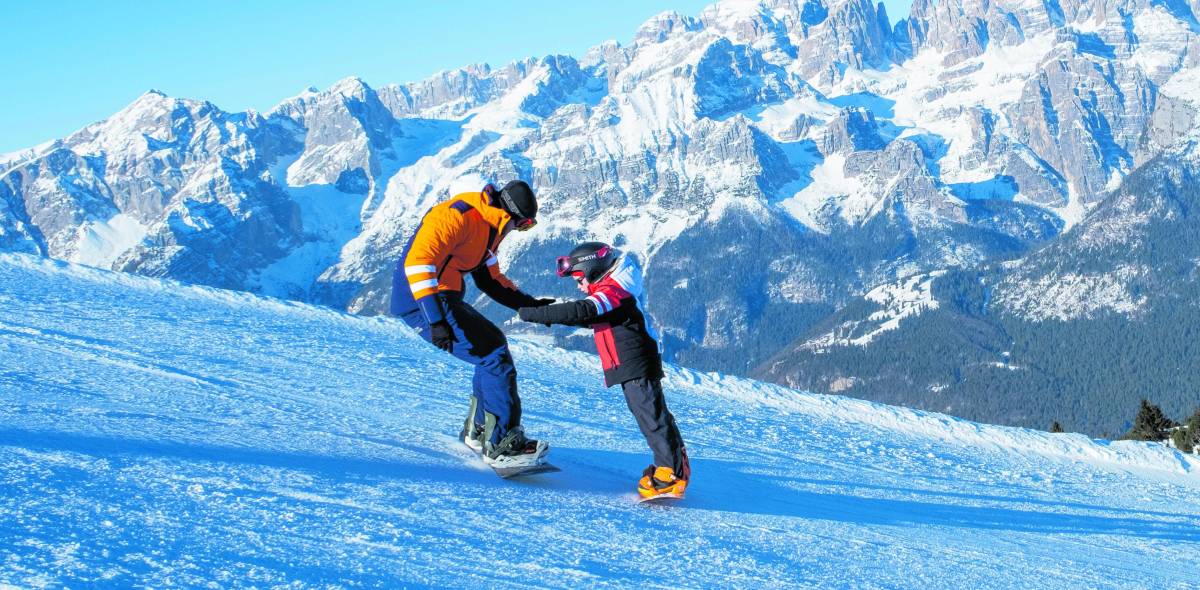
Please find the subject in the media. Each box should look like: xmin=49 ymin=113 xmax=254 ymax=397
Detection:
xmin=0 ymin=139 xmax=58 ymax=169
xmin=1130 ymin=6 xmax=1194 ymax=80
xmin=778 ymin=153 xmax=866 ymax=231
xmin=1160 ymin=66 xmax=1200 ymax=111
xmin=1 ymin=253 xmax=1197 ymax=587
xmin=801 ymin=271 xmax=948 ymax=351
xmin=66 ymin=214 xmax=147 ymax=269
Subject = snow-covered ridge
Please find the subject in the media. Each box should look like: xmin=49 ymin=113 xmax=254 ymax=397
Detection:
xmin=1 ymin=252 xmax=1190 ymax=475
xmin=691 ymin=366 xmax=1191 ymax=475
xmin=0 ymin=253 xmax=390 ymax=331
xmin=13 ymin=253 xmax=1179 ymax=480
xmin=1 ymin=253 xmax=1197 ymax=586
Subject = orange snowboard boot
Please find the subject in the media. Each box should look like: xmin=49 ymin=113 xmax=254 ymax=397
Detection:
xmin=638 ymin=465 xmax=687 ymax=500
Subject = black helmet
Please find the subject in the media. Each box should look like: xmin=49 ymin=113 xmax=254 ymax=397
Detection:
xmin=556 ymin=241 xmax=620 ymax=282
xmin=496 ymin=180 xmax=538 ymax=229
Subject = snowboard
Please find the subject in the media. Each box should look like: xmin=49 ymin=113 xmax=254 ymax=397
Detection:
xmin=459 ymin=433 xmax=559 ymax=479
xmin=637 ymin=492 xmax=684 ymax=504
xmin=492 ymin=462 xmax=561 ymax=479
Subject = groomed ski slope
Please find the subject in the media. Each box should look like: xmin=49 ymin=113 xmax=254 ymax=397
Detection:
xmin=1 ymin=254 xmax=1197 ymax=589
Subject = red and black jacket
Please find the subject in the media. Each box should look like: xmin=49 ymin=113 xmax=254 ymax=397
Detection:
xmin=518 ymin=269 xmax=663 ymax=387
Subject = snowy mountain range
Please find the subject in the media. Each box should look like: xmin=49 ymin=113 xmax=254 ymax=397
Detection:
xmin=1 ymin=253 xmax=1197 ymax=587
xmin=758 ymin=138 xmax=1200 ymax=435
xmin=2 ymin=0 xmax=1199 ymax=430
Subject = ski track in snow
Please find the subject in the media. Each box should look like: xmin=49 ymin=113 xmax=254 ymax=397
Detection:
xmin=0 ymin=253 xmax=1197 ymax=588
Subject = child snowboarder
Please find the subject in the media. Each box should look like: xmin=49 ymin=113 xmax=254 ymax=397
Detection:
xmin=518 ymin=242 xmax=690 ymax=499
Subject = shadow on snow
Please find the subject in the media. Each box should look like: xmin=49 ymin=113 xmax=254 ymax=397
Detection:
xmin=4 ymin=428 xmax=1196 ymax=543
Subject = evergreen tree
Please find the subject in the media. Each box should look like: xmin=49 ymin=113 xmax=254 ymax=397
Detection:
xmin=1124 ymin=399 xmax=1177 ymax=441
xmin=1172 ymin=428 xmax=1192 ymax=453
xmin=1050 ymin=421 xmax=1063 ymax=433
xmin=1173 ymin=407 xmax=1200 ymax=452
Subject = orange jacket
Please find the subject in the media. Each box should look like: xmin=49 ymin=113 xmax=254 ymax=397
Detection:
xmin=401 ymin=190 xmax=537 ymax=322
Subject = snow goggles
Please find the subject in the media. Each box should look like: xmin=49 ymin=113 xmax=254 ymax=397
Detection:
xmin=555 ymin=245 xmax=610 ymax=278
xmin=513 ymin=216 xmax=537 ymax=231
xmin=555 ymin=256 xmax=577 ymax=277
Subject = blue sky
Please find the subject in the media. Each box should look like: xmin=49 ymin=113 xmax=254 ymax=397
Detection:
xmin=0 ymin=0 xmax=913 ymax=153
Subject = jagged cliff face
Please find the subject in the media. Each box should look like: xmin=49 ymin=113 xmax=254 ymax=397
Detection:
xmin=2 ymin=0 xmax=1198 ymax=373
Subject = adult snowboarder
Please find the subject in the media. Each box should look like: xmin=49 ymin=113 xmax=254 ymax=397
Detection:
xmin=391 ymin=180 xmax=553 ymax=470
xmin=517 ymin=242 xmax=690 ymax=499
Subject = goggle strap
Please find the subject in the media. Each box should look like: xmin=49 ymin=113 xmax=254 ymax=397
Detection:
xmin=500 ymin=190 xmax=528 ymax=220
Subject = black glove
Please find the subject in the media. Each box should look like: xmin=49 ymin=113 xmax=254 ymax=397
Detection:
xmin=518 ymin=306 xmax=551 ymax=327
xmin=534 ymin=298 xmax=555 ymax=307
xmin=430 ymin=320 xmax=457 ymax=352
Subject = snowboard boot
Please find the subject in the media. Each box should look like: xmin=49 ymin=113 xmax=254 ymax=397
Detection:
xmin=482 ymin=426 xmax=549 ymax=469
xmin=638 ymin=465 xmax=688 ymax=499
xmin=458 ymin=396 xmax=484 ymax=453
xmin=459 ymin=422 xmax=484 ymax=454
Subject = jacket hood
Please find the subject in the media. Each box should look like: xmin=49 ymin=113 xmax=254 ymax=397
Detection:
xmin=595 ymin=253 xmax=662 ymax=351
xmin=605 ymin=253 xmax=644 ymax=299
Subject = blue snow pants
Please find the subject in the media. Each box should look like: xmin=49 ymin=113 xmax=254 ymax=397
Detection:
xmin=392 ymin=286 xmax=520 ymax=445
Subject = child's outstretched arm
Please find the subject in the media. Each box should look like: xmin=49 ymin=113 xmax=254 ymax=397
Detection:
xmin=518 ymin=297 xmax=609 ymax=327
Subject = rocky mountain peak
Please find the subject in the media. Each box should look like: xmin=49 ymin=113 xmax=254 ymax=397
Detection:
xmin=792 ymin=0 xmax=896 ymax=83
xmin=634 ymin=10 xmax=701 ymax=45
xmin=328 ymin=76 xmax=372 ymax=99
xmin=819 ymin=107 xmax=886 ymax=154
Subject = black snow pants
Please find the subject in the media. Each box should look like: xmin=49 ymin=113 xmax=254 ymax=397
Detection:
xmin=621 ymin=377 xmax=688 ymax=476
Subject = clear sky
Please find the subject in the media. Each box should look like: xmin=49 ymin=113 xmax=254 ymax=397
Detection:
xmin=0 ymin=0 xmax=913 ymax=153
